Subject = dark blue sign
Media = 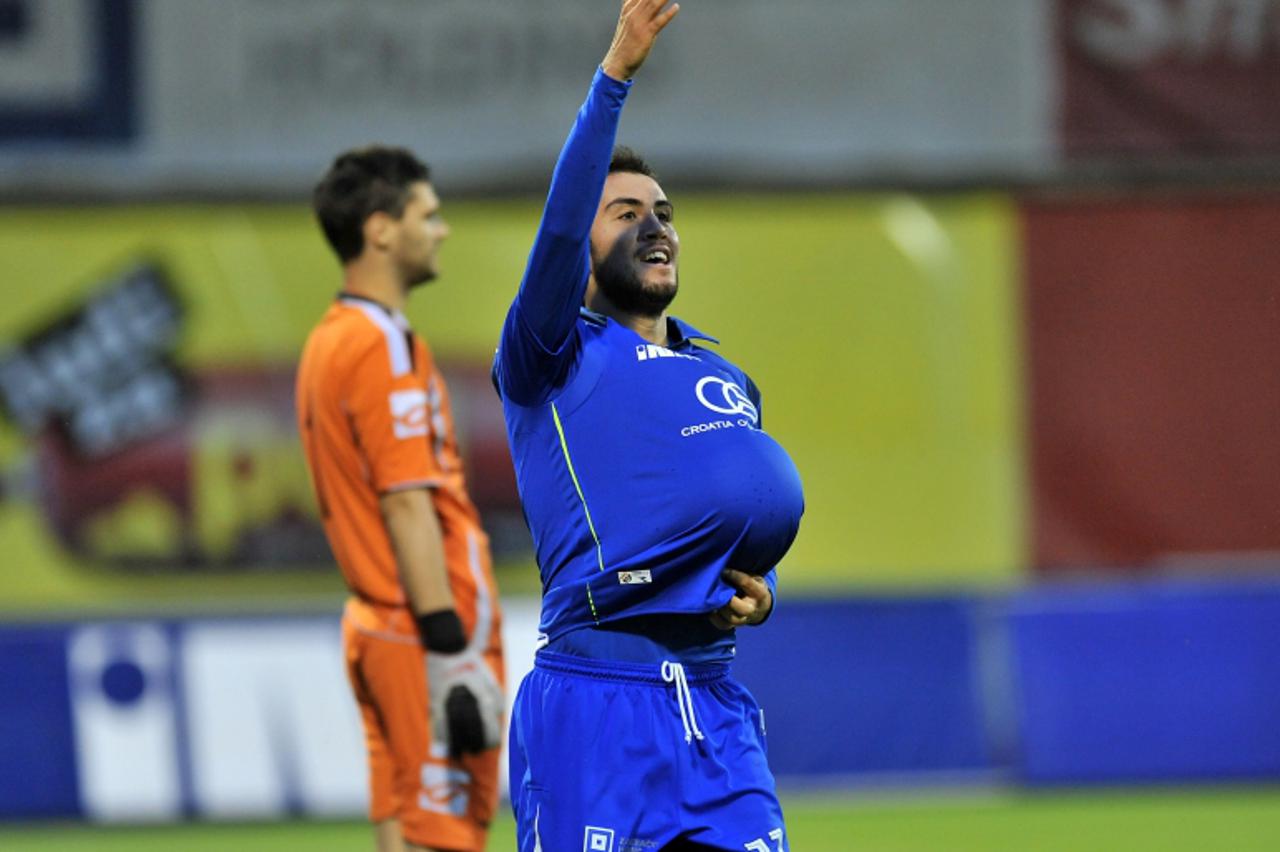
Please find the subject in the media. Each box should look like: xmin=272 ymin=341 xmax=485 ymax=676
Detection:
xmin=0 ymin=0 xmax=136 ymax=143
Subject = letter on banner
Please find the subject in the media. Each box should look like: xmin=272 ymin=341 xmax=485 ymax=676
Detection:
xmin=182 ymin=621 xmax=366 ymax=817
xmin=67 ymin=623 xmax=182 ymax=821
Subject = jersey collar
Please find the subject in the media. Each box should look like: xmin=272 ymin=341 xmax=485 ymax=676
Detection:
xmin=577 ymin=307 xmax=719 ymax=348
xmin=667 ymin=316 xmax=719 ymax=348
xmin=337 ymin=292 xmax=411 ymax=331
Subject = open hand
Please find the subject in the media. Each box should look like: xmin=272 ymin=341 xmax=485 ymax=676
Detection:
xmin=710 ymin=569 xmax=773 ymax=630
xmin=602 ymin=0 xmax=681 ymax=82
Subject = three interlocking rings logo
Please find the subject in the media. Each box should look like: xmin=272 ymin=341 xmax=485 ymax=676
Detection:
xmin=695 ymin=376 xmax=759 ymax=426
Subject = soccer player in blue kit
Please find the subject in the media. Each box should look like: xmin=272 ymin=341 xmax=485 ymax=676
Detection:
xmin=494 ymin=2 xmax=804 ymax=850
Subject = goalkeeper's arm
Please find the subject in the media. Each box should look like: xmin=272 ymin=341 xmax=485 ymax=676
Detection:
xmin=380 ymin=489 xmax=502 ymax=755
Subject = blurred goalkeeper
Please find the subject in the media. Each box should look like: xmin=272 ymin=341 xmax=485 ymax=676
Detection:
xmin=297 ymin=146 xmax=504 ymax=852
xmin=495 ymin=1 xmax=804 ymax=850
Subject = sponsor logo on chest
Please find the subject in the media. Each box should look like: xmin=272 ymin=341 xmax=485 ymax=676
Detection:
xmin=635 ymin=343 xmax=699 ymax=362
xmin=679 ymin=375 xmax=760 ymax=437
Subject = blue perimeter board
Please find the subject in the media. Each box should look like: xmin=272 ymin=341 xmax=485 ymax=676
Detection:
xmin=4 ymin=581 xmax=1280 ymax=818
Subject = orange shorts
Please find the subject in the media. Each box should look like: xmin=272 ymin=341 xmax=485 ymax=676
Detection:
xmin=342 ymin=598 xmax=504 ymax=851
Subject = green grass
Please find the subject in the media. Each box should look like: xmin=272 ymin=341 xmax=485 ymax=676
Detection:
xmin=3 ymin=788 xmax=1279 ymax=851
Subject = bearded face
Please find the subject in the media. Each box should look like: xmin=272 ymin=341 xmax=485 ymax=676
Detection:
xmin=588 ymin=171 xmax=680 ymax=319
xmin=592 ymin=228 xmax=678 ymax=317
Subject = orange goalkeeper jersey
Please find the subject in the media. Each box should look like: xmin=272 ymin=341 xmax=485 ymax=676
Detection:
xmin=296 ymin=293 xmax=490 ymax=613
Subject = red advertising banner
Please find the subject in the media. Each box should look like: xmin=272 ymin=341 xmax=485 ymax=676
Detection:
xmin=1023 ymin=193 xmax=1280 ymax=571
xmin=1060 ymin=0 xmax=1280 ymax=158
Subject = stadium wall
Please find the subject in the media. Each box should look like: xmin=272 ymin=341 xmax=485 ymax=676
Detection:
xmin=5 ymin=585 xmax=1280 ymax=821
xmin=1022 ymin=193 xmax=1280 ymax=572
xmin=2 ymin=192 xmax=1278 ymax=820
xmin=3 ymin=1 xmax=1278 ymax=195
xmin=5 ymin=191 xmax=1276 ymax=597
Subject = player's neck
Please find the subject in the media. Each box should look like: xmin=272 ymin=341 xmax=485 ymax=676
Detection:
xmin=342 ymin=262 xmax=408 ymax=314
xmin=596 ymin=309 xmax=667 ymax=345
xmin=621 ymin=312 xmax=668 ymax=345
xmin=586 ymin=292 xmax=669 ymax=345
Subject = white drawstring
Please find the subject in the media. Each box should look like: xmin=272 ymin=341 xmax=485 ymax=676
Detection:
xmin=661 ymin=660 xmax=705 ymax=744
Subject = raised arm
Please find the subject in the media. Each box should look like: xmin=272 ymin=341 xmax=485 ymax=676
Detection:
xmin=497 ymin=0 xmax=679 ymax=405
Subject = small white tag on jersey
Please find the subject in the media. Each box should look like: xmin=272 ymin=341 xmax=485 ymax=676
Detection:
xmin=617 ymin=570 xmax=652 ymax=585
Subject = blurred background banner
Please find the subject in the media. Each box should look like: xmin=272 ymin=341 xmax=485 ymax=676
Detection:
xmin=0 ymin=195 xmax=1026 ymax=607
xmin=5 ymin=1 xmax=1280 ymax=194
xmin=3 ymin=1 xmax=1280 ymax=195
xmin=2 ymin=0 xmax=1280 ymax=836
xmin=1060 ymin=0 xmax=1280 ymax=161
xmin=8 ymin=585 xmax=1280 ymax=820
xmin=6 ymin=0 xmax=1051 ymax=193
xmin=1024 ymin=193 xmax=1280 ymax=571
xmin=0 ymin=604 xmax=542 ymax=822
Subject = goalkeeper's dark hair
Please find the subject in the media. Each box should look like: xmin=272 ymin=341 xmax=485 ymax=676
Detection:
xmin=313 ymin=145 xmax=431 ymax=263
xmin=609 ymin=145 xmax=658 ymax=180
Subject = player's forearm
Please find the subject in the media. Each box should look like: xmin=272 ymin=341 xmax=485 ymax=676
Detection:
xmin=541 ymin=68 xmax=629 ymax=242
xmin=380 ymin=488 xmax=455 ymax=616
xmin=515 ymin=68 xmax=630 ymax=346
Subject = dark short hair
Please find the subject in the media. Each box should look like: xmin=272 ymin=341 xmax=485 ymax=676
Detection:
xmin=312 ymin=146 xmax=431 ymax=262
xmin=609 ymin=146 xmax=657 ymax=180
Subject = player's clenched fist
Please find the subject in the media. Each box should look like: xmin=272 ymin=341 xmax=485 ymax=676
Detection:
xmin=602 ymin=0 xmax=680 ymax=82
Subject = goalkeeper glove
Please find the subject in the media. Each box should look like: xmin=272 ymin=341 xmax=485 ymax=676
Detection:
xmin=417 ymin=610 xmax=503 ymax=757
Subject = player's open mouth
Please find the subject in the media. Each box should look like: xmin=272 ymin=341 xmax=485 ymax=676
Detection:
xmin=639 ymin=247 xmax=672 ymax=265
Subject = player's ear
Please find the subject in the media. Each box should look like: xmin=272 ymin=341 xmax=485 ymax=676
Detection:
xmin=364 ymin=211 xmax=395 ymax=252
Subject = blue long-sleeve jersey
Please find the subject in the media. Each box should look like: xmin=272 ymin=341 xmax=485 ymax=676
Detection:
xmin=494 ymin=69 xmax=804 ymax=660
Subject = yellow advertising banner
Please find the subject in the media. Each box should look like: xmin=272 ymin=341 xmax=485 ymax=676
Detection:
xmin=0 ymin=195 xmax=1023 ymax=612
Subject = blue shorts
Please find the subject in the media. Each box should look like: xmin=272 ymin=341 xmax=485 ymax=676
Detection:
xmin=508 ymin=651 xmax=788 ymax=851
